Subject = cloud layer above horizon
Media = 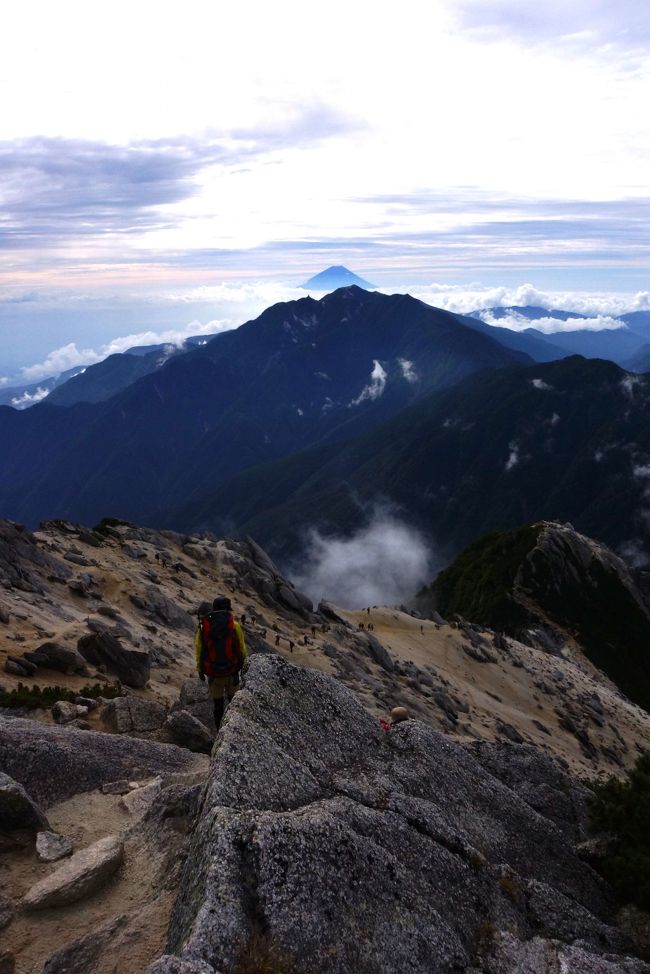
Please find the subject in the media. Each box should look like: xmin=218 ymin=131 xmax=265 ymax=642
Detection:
xmin=1 ymin=0 xmax=649 ymax=368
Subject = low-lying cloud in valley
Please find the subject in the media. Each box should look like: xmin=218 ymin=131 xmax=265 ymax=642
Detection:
xmin=292 ymin=508 xmax=435 ymax=610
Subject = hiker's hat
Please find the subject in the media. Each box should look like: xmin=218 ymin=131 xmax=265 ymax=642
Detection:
xmin=212 ymin=596 xmax=232 ymax=611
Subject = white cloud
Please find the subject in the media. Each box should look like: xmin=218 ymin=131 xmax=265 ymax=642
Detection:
xmin=398 ymin=358 xmax=418 ymax=383
xmin=19 ymin=343 xmax=98 ymax=382
xmin=406 ymin=284 xmax=650 ymax=321
xmin=619 ymin=539 xmax=649 ymax=568
xmin=479 ymin=311 xmax=624 ymax=335
xmin=531 ymin=378 xmax=553 ymax=390
xmin=633 ymin=464 xmax=650 ymax=479
xmin=10 ymin=386 xmax=51 ymax=408
xmin=505 ymin=441 xmax=520 ymax=471
xmin=292 ymin=507 xmax=433 ymax=609
xmin=350 ymin=360 xmax=387 ymax=406
xmin=621 ymin=374 xmax=643 ymax=399
xmin=17 ymin=319 xmax=232 ymax=383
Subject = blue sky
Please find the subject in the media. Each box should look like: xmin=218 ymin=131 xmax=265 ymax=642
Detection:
xmin=1 ymin=0 xmax=649 ymax=380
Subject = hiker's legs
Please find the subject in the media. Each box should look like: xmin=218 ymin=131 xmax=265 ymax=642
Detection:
xmin=213 ymin=695 xmax=225 ymax=730
xmin=208 ymin=674 xmax=241 ymax=731
xmin=208 ymin=676 xmax=228 ymax=730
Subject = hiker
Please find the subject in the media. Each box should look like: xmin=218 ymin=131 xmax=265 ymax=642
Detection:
xmin=195 ymin=596 xmax=247 ymax=731
xmin=275 ymin=633 xmax=280 ymax=646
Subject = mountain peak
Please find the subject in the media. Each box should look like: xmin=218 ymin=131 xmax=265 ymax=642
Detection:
xmin=301 ymin=265 xmax=376 ymax=291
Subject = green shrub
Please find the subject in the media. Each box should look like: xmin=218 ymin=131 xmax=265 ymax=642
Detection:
xmin=588 ymin=752 xmax=650 ymax=910
xmin=0 ymin=681 xmax=124 ymax=710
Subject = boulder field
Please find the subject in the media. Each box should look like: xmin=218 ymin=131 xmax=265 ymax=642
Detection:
xmin=148 ymin=654 xmax=649 ymax=974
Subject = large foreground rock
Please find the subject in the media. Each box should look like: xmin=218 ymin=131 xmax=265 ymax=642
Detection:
xmin=23 ymin=834 xmax=124 ymax=910
xmin=0 ymin=771 xmax=49 ymax=831
xmin=0 ymin=716 xmax=206 ymax=807
xmin=151 ymin=655 xmax=646 ymax=974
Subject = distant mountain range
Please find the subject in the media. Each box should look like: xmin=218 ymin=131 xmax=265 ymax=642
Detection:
xmin=0 ymin=334 xmax=215 ymax=410
xmin=470 ymin=305 xmax=649 ymax=366
xmin=3 ymin=284 xmax=650 ymax=576
xmin=0 ymin=286 xmax=525 ymax=530
xmin=5 ymin=285 xmax=649 ymax=415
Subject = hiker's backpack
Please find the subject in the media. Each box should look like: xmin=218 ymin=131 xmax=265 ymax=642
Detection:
xmin=199 ymin=610 xmax=243 ymax=678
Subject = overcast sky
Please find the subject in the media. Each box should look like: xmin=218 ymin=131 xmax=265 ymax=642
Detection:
xmin=1 ymin=0 xmax=649 ymax=378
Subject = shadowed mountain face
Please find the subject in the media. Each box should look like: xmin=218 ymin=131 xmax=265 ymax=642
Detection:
xmin=45 ymin=350 xmax=177 ymax=407
xmin=0 ymin=287 xmax=526 ymax=529
xmin=167 ymin=356 xmax=650 ymax=565
xmin=471 ymin=305 xmax=648 ymax=366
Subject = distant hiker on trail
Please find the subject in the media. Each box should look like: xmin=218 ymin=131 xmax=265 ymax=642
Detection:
xmin=195 ymin=596 xmax=247 ymax=731
xmin=275 ymin=633 xmax=280 ymax=646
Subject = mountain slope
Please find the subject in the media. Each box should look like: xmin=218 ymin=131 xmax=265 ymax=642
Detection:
xmin=523 ymin=326 xmax=646 ymax=365
xmin=472 ymin=306 xmax=648 ymax=366
xmin=168 ymin=356 xmax=650 ymax=564
xmin=0 ymin=287 xmax=527 ymax=528
xmin=461 ymin=313 xmax=568 ymax=362
xmin=45 ymin=350 xmax=175 ymax=406
xmin=421 ymin=520 xmax=650 ymax=712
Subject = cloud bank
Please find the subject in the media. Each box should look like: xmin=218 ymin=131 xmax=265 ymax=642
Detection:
xmin=16 ymin=319 xmax=232 ymax=383
xmin=292 ymin=508 xmax=434 ymax=609
xmin=405 ymin=282 xmax=650 ymax=319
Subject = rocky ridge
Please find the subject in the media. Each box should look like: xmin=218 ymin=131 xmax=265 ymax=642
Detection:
xmin=148 ymin=654 xmax=648 ymax=974
xmin=1 ymin=517 xmax=650 ymax=972
xmin=1 ymin=517 xmax=649 ymax=777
